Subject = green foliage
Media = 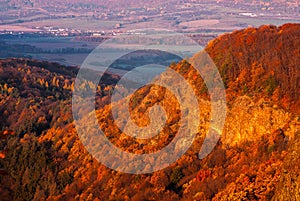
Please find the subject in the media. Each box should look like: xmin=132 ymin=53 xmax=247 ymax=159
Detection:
xmin=2 ymin=136 xmax=58 ymax=201
xmin=17 ymin=118 xmax=35 ymax=136
xmin=243 ymin=85 xmax=249 ymax=94
xmin=170 ymin=167 xmax=184 ymax=185
xmin=264 ymin=75 xmax=277 ymax=96
xmin=145 ymin=101 xmax=151 ymax=105
xmin=219 ymin=54 xmax=233 ymax=88
xmin=267 ymin=145 xmax=275 ymax=154
xmin=57 ymin=171 xmax=73 ymax=191
xmin=200 ymin=84 xmax=208 ymax=94
xmin=134 ymin=175 xmax=141 ymax=182
xmin=179 ymin=60 xmax=190 ymax=75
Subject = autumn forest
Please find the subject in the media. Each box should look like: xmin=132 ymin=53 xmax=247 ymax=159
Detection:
xmin=0 ymin=23 xmax=300 ymax=200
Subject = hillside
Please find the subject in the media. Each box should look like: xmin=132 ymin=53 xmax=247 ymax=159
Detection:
xmin=206 ymin=23 xmax=300 ymax=113
xmin=0 ymin=23 xmax=299 ymax=200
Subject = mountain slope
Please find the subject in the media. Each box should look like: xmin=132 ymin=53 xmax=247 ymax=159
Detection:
xmin=206 ymin=23 xmax=300 ymax=113
xmin=0 ymin=23 xmax=299 ymax=200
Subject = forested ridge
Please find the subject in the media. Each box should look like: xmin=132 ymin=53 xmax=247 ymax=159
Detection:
xmin=0 ymin=23 xmax=299 ymax=200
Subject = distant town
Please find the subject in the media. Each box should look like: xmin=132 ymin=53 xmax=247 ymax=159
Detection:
xmin=0 ymin=0 xmax=299 ymax=36
xmin=0 ymin=0 xmax=299 ymax=66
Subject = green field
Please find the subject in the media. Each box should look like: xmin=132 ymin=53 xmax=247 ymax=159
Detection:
xmin=17 ymin=18 xmax=120 ymax=31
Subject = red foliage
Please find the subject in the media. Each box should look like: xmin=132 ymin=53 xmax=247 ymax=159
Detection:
xmin=196 ymin=169 xmax=211 ymax=182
